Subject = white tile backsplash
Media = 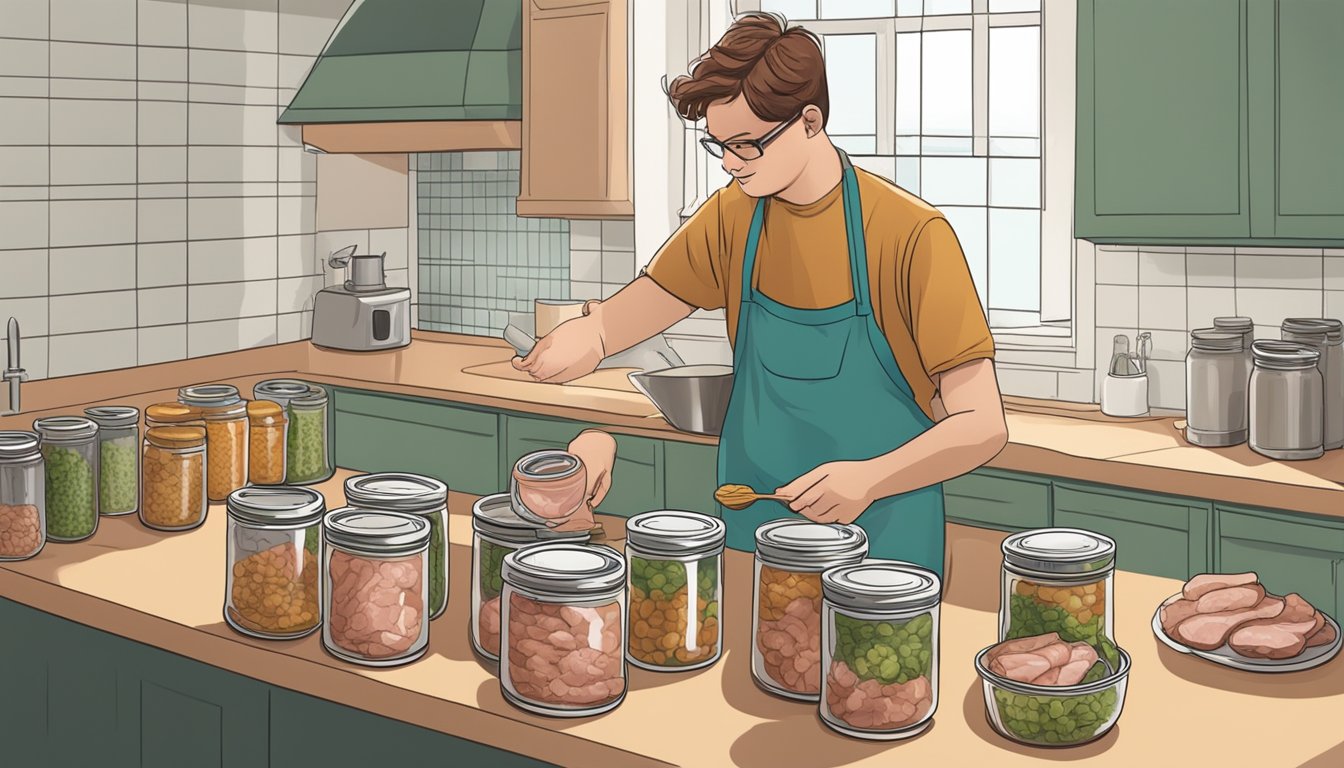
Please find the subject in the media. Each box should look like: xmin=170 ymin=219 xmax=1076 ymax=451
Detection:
xmin=0 ymin=98 xmax=48 ymax=145
xmin=51 ymin=146 xmax=136 ymax=185
xmin=7 ymin=0 xmax=50 ymax=40
xmin=0 ymin=250 xmax=49 ymax=298
xmin=0 ymin=39 xmax=50 ymax=78
xmin=49 ymin=329 xmax=138 ymax=377
xmin=188 ymin=316 xmax=278 ymax=358
xmin=1095 ymin=285 xmax=1138 ymax=328
xmin=50 ymin=42 xmax=136 ymax=80
xmin=139 ymin=147 xmax=188 ymax=184
xmin=1236 ymin=287 xmax=1322 ymax=329
xmin=50 ymin=99 xmax=136 ymax=145
xmin=1185 ymin=250 xmax=1235 ymax=287
xmin=1138 ymin=249 xmax=1185 ymax=286
xmin=51 ymin=200 xmax=137 ymax=248
xmin=370 ymin=227 xmax=408 ymax=269
xmin=0 ymin=146 xmax=49 ymax=186
xmin=277 ymin=234 xmax=317 ymax=277
xmin=138 ymin=323 xmax=187 ymax=365
xmin=187 ymin=237 xmax=278 ymax=284
xmin=1325 ymin=291 xmax=1344 ymax=322
xmin=187 ymin=280 xmax=278 ymax=323
xmin=1146 ymin=359 xmax=1185 ymax=411
xmin=137 ymin=242 xmax=187 ymax=287
xmin=0 ymin=201 xmax=49 ymax=250
xmin=188 ymin=1 xmax=280 ymax=53
xmin=49 ymin=245 xmax=137 ymax=295
xmin=49 ymin=290 xmax=137 ymax=335
xmin=52 ymin=0 xmax=137 ymax=44
xmin=138 ymin=101 xmax=188 ymax=146
xmin=189 ymin=49 xmax=279 ymax=88
xmin=188 ymin=103 xmax=281 ymax=147
xmin=1236 ymin=252 xmax=1322 ymax=290
xmin=139 ymin=46 xmax=188 ymax=82
xmin=1138 ymin=285 xmax=1187 ymax=332
xmin=569 ymin=221 xmax=603 ymax=251
xmin=1094 ymin=249 xmax=1137 ymax=286
xmin=1186 ymin=286 xmax=1236 ymax=330
xmin=138 ymin=286 xmax=187 ymax=327
xmin=138 ymin=198 xmax=187 ymax=243
xmin=0 ymin=297 xmax=50 ymax=338
xmin=277 ymin=276 xmax=321 ymax=313
xmin=570 ymin=250 xmax=602 ymax=283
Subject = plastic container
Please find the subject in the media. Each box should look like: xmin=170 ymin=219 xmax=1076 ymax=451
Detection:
xmin=624 ymin=511 xmax=725 ymax=671
xmin=1000 ymin=529 xmax=1119 ymax=669
xmin=255 ymin=380 xmax=335 ymax=485
xmin=33 ymin=416 xmax=99 ymax=542
xmin=976 ymin=645 xmax=1131 ymax=747
xmin=225 ymin=486 xmax=324 ymax=639
xmin=500 ymin=543 xmax=627 ymax=717
xmin=0 ymin=431 xmax=46 ymax=560
xmin=178 ymin=384 xmax=248 ymax=502
xmin=84 ymin=406 xmax=140 ymax=516
xmin=510 ymin=450 xmax=587 ymax=526
xmin=322 ymin=508 xmax=431 ymax=667
xmin=140 ymin=426 xmax=208 ymax=531
xmin=470 ymin=493 xmax=591 ymax=661
xmin=821 ymin=562 xmax=941 ymax=740
xmin=751 ymin=520 xmax=869 ymax=701
xmin=246 ymin=401 xmax=287 ymax=486
xmin=343 ymin=473 xmax=449 ymax=620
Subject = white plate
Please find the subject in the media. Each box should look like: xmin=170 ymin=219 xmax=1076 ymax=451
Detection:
xmin=1151 ymin=594 xmax=1342 ymax=673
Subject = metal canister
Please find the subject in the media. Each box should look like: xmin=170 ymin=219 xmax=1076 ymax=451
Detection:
xmin=1185 ymin=329 xmax=1248 ymax=447
xmin=1250 ymin=340 xmax=1323 ymax=460
xmin=1281 ymin=319 xmax=1343 ymax=450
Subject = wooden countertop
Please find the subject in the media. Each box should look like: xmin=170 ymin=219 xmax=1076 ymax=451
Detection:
xmin=2 ymin=480 xmax=1342 ymax=767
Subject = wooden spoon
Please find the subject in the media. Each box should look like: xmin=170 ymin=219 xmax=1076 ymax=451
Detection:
xmin=714 ymin=483 xmax=791 ymax=511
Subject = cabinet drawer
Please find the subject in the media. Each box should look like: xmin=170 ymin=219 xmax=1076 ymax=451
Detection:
xmin=334 ymin=410 xmax=500 ymax=496
xmin=943 ymin=469 xmax=1051 ymax=531
xmin=1053 ymin=482 xmax=1211 ymax=580
xmin=335 ymin=389 xmax=498 ymax=436
xmin=664 ymin=440 xmax=721 ymax=517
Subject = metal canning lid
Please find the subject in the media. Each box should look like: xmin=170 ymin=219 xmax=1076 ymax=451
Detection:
xmin=323 ymin=507 xmax=430 ymax=556
xmin=344 ymin=472 xmax=448 ymax=514
xmin=292 ymin=386 xmax=329 ymax=408
xmin=472 ymin=492 xmax=590 ymax=544
xmin=1002 ymin=528 xmax=1116 ymax=577
xmin=502 ymin=542 xmax=625 ymax=596
xmin=228 ymin=486 xmax=326 ymax=527
xmin=178 ymin=383 xmax=242 ymax=407
xmin=33 ymin=416 xmax=98 ymax=442
xmin=247 ymin=400 xmax=286 ymax=422
xmin=754 ymin=519 xmax=869 ymax=570
xmin=823 ymin=562 xmax=942 ymax=613
xmin=253 ymin=379 xmax=312 ymax=405
xmin=146 ymin=426 xmax=206 ymax=448
xmin=0 ymin=430 xmax=40 ymax=460
xmin=1252 ymin=340 xmax=1320 ymax=371
xmin=514 ymin=449 xmax=582 ymax=482
xmin=1281 ymin=318 xmax=1341 ymax=344
xmin=1212 ymin=316 xmax=1253 ymax=333
xmin=83 ymin=405 xmax=140 ymax=428
xmin=145 ymin=403 xmax=202 ymax=424
xmin=1189 ymin=328 xmax=1242 ymax=352
xmin=626 ymin=511 xmax=726 ymax=558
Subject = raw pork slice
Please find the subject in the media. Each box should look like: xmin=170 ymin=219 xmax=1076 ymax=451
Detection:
xmin=1306 ymin=620 xmax=1338 ymax=649
xmin=1228 ymin=614 xmax=1324 ymax=660
xmin=1172 ymin=596 xmax=1284 ymax=651
xmin=1195 ymin=584 xmax=1265 ymax=614
xmin=1182 ymin=572 xmax=1259 ymax=601
xmin=1160 ymin=596 xmax=1201 ymax=635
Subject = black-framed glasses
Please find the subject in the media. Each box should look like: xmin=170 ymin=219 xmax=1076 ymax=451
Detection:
xmin=699 ymin=112 xmax=803 ymax=161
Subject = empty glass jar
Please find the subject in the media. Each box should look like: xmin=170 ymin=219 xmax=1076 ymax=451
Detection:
xmin=624 ymin=510 xmax=725 ymax=671
xmin=246 ymin=400 xmax=287 ymax=486
xmin=140 ymin=426 xmax=208 ymax=531
xmin=179 ymin=384 xmax=248 ymax=501
xmin=34 ymin=416 xmax=99 ymax=542
xmin=500 ymin=542 xmax=627 ymax=717
xmin=821 ymin=562 xmax=941 ymax=740
xmin=323 ymin=508 xmax=431 ymax=667
xmin=85 ymin=405 xmax=140 ymax=516
xmin=344 ymin=473 xmax=449 ymax=620
xmin=255 ymin=380 xmax=334 ymax=485
xmin=225 ymin=486 xmax=325 ymax=639
xmin=0 ymin=431 xmax=45 ymax=561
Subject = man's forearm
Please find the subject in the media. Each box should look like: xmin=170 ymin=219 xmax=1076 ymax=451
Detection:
xmin=865 ymin=408 xmax=1007 ymax=501
xmin=589 ymin=275 xmax=696 ymax=356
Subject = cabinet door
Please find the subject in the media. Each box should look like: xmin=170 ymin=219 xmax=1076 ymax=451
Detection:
xmin=0 ymin=599 xmax=54 ymax=766
xmin=664 ymin=440 xmax=722 ymax=518
xmin=519 ymin=0 xmax=632 ymax=218
xmin=1217 ymin=504 xmax=1344 ymax=621
xmin=943 ymin=468 xmax=1052 ymax=532
xmin=1076 ymin=0 xmax=1249 ymax=240
xmin=1053 ymin=482 xmax=1212 ymax=580
xmin=1249 ymin=0 xmax=1344 ymax=238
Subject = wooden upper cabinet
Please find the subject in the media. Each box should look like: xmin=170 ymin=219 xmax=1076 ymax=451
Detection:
xmin=519 ymin=0 xmax=632 ymax=219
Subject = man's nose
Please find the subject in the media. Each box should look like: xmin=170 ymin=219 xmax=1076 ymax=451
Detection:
xmin=722 ymin=154 xmax=745 ymax=174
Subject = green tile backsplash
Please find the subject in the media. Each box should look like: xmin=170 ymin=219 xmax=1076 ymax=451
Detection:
xmin=416 ymin=151 xmax=569 ymax=335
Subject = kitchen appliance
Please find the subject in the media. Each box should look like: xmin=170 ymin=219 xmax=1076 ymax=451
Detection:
xmin=1101 ymin=332 xmax=1150 ymax=417
xmin=628 ymin=364 xmax=734 ymax=435
xmin=1184 ymin=328 xmax=1248 ymax=447
xmin=2 ymin=317 xmax=28 ymax=416
xmin=311 ymin=245 xmax=411 ymax=352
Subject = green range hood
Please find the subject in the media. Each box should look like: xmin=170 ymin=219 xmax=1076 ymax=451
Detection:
xmin=279 ymin=0 xmax=521 ymax=152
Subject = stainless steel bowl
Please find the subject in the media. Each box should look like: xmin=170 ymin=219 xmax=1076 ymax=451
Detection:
xmin=628 ymin=365 xmax=734 ymax=436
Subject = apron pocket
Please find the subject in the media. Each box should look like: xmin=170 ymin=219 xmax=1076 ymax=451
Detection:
xmin=754 ymin=317 xmax=850 ymax=381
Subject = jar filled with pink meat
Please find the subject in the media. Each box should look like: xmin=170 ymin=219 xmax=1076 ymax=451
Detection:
xmin=500 ymin=542 xmax=627 ymax=717
xmin=321 ymin=507 xmax=431 ymax=667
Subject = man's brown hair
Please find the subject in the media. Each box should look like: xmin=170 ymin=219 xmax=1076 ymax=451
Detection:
xmin=668 ymin=13 xmax=828 ymax=128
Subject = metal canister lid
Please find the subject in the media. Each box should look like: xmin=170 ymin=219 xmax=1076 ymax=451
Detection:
xmin=83 ymin=405 xmax=140 ymax=428
xmin=253 ymin=379 xmax=312 ymax=406
xmin=344 ymin=472 xmax=448 ymax=514
xmin=1282 ymin=318 xmax=1341 ymax=344
xmin=292 ymin=386 xmax=329 ymax=408
xmin=472 ymin=492 xmax=590 ymax=544
xmin=1190 ymin=328 xmax=1242 ymax=352
xmin=754 ymin=519 xmax=869 ymax=571
xmin=323 ymin=507 xmax=430 ymax=556
xmin=1213 ymin=316 xmax=1253 ymax=334
xmin=0 ymin=430 xmax=40 ymax=460
xmin=1252 ymin=340 xmax=1320 ymax=371
xmin=514 ymin=450 xmax=582 ymax=482
xmin=145 ymin=403 xmax=202 ymax=424
xmin=501 ymin=542 xmax=625 ymax=597
xmin=146 ymin=426 xmax=206 ymax=448
xmin=823 ymin=562 xmax=942 ymax=613
xmin=246 ymin=400 xmax=286 ymax=422
xmin=227 ymin=486 xmax=325 ymax=527
xmin=178 ymin=383 xmax=242 ymax=407
xmin=1002 ymin=528 xmax=1116 ymax=577
xmin=626 ymin=511 xmax=726 ymax=558
xmin=33 ymin=415 xmax=97 ymax=442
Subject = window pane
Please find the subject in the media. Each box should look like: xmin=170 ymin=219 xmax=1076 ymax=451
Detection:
xmin=896 ymin=0 xmax=923 ymax=14
xmin=924 ymin=0 xmax=972 ymax=14
xmin=896 ymin=156 xmax=920 ymax=194
xmin=833 ymin=135 xmax=878 ymax=154
xmin=922 ymin=136 xmax=973 ymax=156
xmin=942 ymin=206 xmax=988 ymax=308
xmin=922 ymin=30 xmax=972 ymax=137
xmin=895 ymin=136 xmax=921 ymax=154
xmin=989 ymin=158 xmax=1040 ymax=208
xmin=989 ymin=0 xmax=1041 ymax=11
xmin=895 ymin=32 xmax=920 ymax=136
xmin=820 ymin=0 xmax=894 ymax=19
xmin=989 ymin=137 xmax=1040 ymax=157
xmin=989 ymin=25 xmax=1040 ymax=139
xmin=921 ymin=157 xmax=986 ymax=206
xmin=989 ymin=208 xmax=1040 ymax=312
xmin=824 ymin=34 xmax=877 ymax=137
xmin=761 ymin=0 xmax=817 ymax=20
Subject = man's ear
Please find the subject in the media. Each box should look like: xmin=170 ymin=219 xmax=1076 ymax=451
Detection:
xmin=802 ymin=104 xmax=825 ymax=137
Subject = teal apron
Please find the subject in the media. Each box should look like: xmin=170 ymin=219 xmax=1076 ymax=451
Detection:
xmin=716 ymin=151 xmax=945 ymax=576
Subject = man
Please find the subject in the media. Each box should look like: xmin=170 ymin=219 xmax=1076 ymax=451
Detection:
xmin=514 ymin=13 xmax=1007 ymax=576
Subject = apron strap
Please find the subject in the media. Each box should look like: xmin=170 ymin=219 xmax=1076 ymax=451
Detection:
xmin=741 ymin=196 xmax=768 ymax=304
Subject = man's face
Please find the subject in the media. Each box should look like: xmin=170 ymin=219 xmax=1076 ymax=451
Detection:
xmin=705 ymin=96 xmax=811 ymax=198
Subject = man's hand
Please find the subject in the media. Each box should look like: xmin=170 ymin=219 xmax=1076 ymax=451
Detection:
xmin=511 ymin=313 xmax=607 ymax=383
xmin=557 ymin=430 xmax=617 ymax=531
xmin=775 ymin=460 xmax=879 ymax=525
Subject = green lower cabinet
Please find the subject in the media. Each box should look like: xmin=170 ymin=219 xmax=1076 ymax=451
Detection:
xmin=1216 ymin=504 xmax=1344 ymax=621
xmin=943 ymin=468 xmax=1052 ymax=531
xmin=1052 ymin=482 xmax=1212 ymax=581
xmin=664 ymin=440 xmax=722 ymax=517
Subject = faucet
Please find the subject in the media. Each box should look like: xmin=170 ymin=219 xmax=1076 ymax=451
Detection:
xmin=2 ymin=317 xmax=28 ymax=416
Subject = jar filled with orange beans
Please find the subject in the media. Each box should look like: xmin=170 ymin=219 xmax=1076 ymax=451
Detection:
xmin=178 ymin=384 xmax=248 ymax=501
xmin=225 ymin=486 xmax=324 ymax=640
xmin=246 ymin=401 xmax=287 ymax=486
xmin=140 ymin=426 xmax=207 ymax=531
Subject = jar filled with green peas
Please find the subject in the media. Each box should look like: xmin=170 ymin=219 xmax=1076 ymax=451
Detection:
xmin=33 ymin=416 xmax=99 ymax=542
xmin=344 ymin=473 xmax=449 ymax=620
xmin=84 ymin=406 xmax=139 ymax=517
xmin=252 ymin=380 xmax=333 ymax=485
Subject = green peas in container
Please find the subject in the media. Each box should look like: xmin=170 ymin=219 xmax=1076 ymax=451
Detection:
xmin=34 ymin=417 xmax=100 ymax=541
xmin=251 ymin=380 xmax=332 ymax=485
xmin=975 ymin=644 xmax=1131 ymax=747
xmin=85 ymin=406 xmax=140 ymax=516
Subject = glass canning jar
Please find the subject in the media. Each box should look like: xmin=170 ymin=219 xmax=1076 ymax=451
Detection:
xmin=1000 ymin=528 xmax=1119 ymax=669
xmin=178 ymin=384 xmax=249 ymax=501
xmin=500 ymin=543 xmax=627 ymax=717
xmin=470 ymin=493 xmax=590 ymax=661
xmin=140 ymin=427 xmax=208 ymax=532
xmin=33 ymin=416 xmax=99 ymax=542
xmin=344 ymin=473 xmax=449 ymax=620
xmin=322 ymin=508 xmax=431 ymax=667
xmin=254 ymin=380 xmax=334 ymax=485
xmin=1250 ymin=340 xmax=1325 ymax=460
xmin=225 ymin=486 xmax=325 ymax=639
xmin=510 ymin=450 xmax=588 ymax=527
xmin=624 ymin=511 xmax=725 ymax=671
xmin=1282 ymin=318 xmax=1344 ymax=450
xmin=246 ymin=400 xmax=288 ymax=486
xmin=0 ymin=431 xmax=46 ymax=561
xmin=85 ymin=405 xmax=140 ymax=516
xmin=820 ymin=562 xmax=941 ymax=740
xmin=751 ymin=520 xmax=869 ymax=701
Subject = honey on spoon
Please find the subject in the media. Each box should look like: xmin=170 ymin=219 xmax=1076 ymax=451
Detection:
xmin=714 ymin=484 xmax=791 ymax=511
